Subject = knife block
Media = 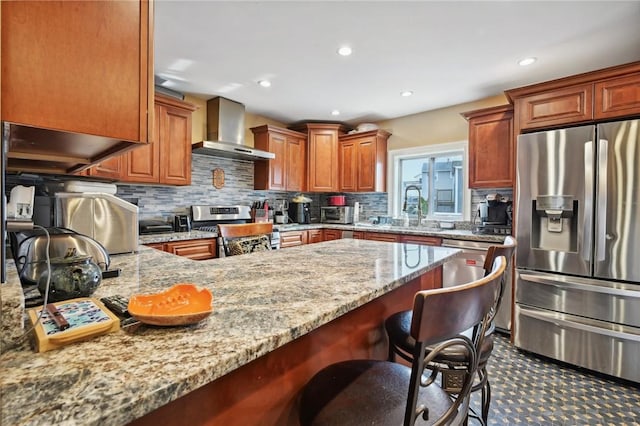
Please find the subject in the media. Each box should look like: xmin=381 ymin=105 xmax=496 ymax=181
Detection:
xmin=251 ymin=208 xmax=269 ymax=223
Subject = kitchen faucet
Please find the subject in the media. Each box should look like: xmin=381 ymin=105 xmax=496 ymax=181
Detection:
xmin=402 ymin=185 xmax=422 ymax=226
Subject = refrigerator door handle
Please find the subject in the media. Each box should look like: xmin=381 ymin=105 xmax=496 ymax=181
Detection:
xmin=519 ymin=272 xmax=640 ymax=298
xmin=582 ymin=141 xmax=594 ymax=262
xmin=596 ymin=139 xmax=608 ymax=262
xmin=517 ymin=306 xmax=640 ymax=343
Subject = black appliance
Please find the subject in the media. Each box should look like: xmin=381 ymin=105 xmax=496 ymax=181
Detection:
xmin=139 ymin=220 xmax=174 ymax=235
xmin=474 ymin=194 xmax=512 ymax=235
xmin=288 ymin=202 xmax=310 ymax=224
xmin=174 ymin=214 xmax=191 ymax=232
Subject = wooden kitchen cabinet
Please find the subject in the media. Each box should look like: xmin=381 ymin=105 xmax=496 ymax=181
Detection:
xmin=154 ymin=95 xmax=195 ymax=185
xmin=307 ymin=229 xmax=324 ymax=244
xmin=280 ymin=230 xmax=308 ymax=248
xmin=88 ymin=94 xmax=196 ymax=185
xmin=505 ymin=61 xmax=640 ymax=133
xmin=323 ymin=229 xmax=342 ymax=241
xmin=594 ymin=72 xmax=640 ymax=119
xmin=290 ymin=123 xmax=350 ymax=192
xmin=252 ymin=125 xmax=306 ymax=191
xmin=513 ymin=83 xmax=593 ymax=131
xmin=352 ymin=231 xmax=365 ymax=239
xmin=147 ymin=239 xmax=217 ymax=261
xmin=462 ymin=105 xmax=514 ymax=189
xmin=364 ymin=232 xmax=400 ymax=243
xmin=87 ymin=156 xmax=126 ymax=180
xmin=1 ymin=0 xmax=153 ymax=173
xmin=339 ymin=130 xmax=390 ymax=192
xmin=400 ymin=235 xmax=442 ymax=246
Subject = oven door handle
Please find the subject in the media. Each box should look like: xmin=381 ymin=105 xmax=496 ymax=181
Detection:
xmin=519 ymin=273 xmax=640 ymax=298
xmin=517 ymin=305 xmax=640 ymax=342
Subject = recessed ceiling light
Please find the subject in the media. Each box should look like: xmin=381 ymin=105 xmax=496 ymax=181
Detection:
xmin=400 ymin=91 xmax=413 ymax=97
xmin=518 ymin=57 xmax=537 ymax=66
xmin=331 ymin=110 xmax=340 ymax=116
xmin=337 ymin=46 xmax=352 ymax=56
xmin=258 ymin=80 xmax=271 ymax=87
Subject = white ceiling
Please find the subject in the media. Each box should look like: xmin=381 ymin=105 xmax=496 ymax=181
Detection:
xmin=154 ymin=1 xmax=640 ymax=125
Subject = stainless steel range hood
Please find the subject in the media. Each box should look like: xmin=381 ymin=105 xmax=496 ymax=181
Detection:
xmin=192 ymin=97 xmax=274 ymax=161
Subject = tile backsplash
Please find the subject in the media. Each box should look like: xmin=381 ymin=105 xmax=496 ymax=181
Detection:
xmin=116 ymin=154 xmax=389 ymax=221
xmin=6 ymin=154 xmax=511 ymax=226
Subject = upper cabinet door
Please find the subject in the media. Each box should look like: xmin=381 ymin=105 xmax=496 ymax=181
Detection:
xmin=268 ymin=132 xmax=287 ymax=190
xmin=307 ymin=128 xmax=339 ymax=192
xmin=516 ymin=83 xmax=593 ymax=131
xmin=355 ymin=137 xmax=377 ymax=192
xmin=338 ymin=129 xmax=390 ymax=192
xmin=252 ymin=125 xmax=307 ymax=191
xmin=289 ymin=123 xmax=350 ymax=192
xmin=594 ymin=73 xmax=640 ymax=120
xmin=462 ymin=105 xmax=514 ymax=189
xmin=286 ymin=135 xmax=306 ymax=192
xmin=1 ymin=1 xmax=153 ymax=143
xmin=159 ymin=103 xmax=192 ymax=185
xmin=338 ymin=140 xmax=357 ymax=192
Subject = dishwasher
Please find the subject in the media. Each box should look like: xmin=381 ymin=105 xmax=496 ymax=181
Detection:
xmin=441 ymin=239 xmax=512 ymax=333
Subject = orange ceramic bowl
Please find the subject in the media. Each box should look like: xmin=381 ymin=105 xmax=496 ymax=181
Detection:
xmin=128 ymin=283 xmax=213 ymax=326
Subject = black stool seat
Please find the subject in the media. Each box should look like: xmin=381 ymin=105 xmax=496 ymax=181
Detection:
xmin=385 ymin=310 xmax=495 ymax=365
xmin=299 ymin=360 xmax=452 ymax=426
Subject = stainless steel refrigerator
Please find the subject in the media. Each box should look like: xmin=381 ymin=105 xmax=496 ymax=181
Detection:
xmin=514 ymin=119 xmax=640 ymax=383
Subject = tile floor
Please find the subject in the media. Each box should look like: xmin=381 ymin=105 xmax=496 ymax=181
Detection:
xmin=470 ymin=334 xmax=640 ymax=425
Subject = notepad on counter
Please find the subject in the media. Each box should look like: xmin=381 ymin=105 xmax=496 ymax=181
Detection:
xmin=27 ymin=298 xmax=120 ymax=352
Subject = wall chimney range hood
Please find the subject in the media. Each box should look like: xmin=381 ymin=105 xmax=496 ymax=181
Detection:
xmin=192 ymin=97 xmax=274 ymax=161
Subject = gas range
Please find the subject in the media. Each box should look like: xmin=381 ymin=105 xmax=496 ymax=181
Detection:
xmin=191 ymin=205 xmax=252 ymax=230
xmin=190 ymin=205 xmax=280 ymax=249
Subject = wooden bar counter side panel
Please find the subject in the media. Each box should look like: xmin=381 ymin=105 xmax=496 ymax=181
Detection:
xmin=129 ymin=269 xmax=439 ymax=426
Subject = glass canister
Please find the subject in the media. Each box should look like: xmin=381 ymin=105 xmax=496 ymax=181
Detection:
xmin=37 ymin=253 xmax=103 ymax=302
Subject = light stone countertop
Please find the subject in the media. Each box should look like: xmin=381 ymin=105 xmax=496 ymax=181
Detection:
xmin=137 ymin=223 xmax=506 ymax=245
xmin=0 ymin=239 xmax=460 ymax=426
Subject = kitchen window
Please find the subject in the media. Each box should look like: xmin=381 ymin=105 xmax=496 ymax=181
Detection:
xmin=388 ymin=141 xmax=470 ymax=222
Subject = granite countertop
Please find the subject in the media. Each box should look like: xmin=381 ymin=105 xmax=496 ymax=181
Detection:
xmin=0 ymin=240 xmax=459 ymax=426
xmin=138 ymin=229 xmax=217 ymax=245
xmin=138 ymin=223 xmax=505 ymax=245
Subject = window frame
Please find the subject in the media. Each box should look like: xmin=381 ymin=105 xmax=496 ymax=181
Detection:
xmin=387 ymin=140 xmax=471 ymax=222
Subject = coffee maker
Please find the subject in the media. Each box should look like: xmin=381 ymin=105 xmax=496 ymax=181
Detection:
xmin=273 ymin=199 xmax=289 ymax=224
xmin=288 ymin=202 xmax=311 ymax=224
xmin=475 ymin=194 xmax=512 ymax=235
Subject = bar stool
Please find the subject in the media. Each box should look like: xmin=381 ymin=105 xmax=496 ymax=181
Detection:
xmin=385 ymin=236 xmax=516 ymax=425
xmin=298 ymin=256 xmax=507 ymax=426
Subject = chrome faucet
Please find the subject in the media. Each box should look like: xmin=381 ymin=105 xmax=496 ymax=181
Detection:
xmin=402 ymin=185 xmax=422 ymax=226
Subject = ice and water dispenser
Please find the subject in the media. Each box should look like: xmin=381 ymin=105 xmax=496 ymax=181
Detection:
xmin=530 ymin=195 xmax=578 ymax=252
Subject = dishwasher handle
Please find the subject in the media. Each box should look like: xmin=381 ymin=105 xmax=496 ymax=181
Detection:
xmin=441 ymin=239 xmax=493 ymax=251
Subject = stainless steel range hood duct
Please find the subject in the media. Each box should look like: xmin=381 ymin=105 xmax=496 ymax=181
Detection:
xmin=192 ymin=97 xmax=274 ymax=161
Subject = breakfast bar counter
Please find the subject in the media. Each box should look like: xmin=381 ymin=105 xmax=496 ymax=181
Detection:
xmin=0 ymin=239 xmax=459 ymax=426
